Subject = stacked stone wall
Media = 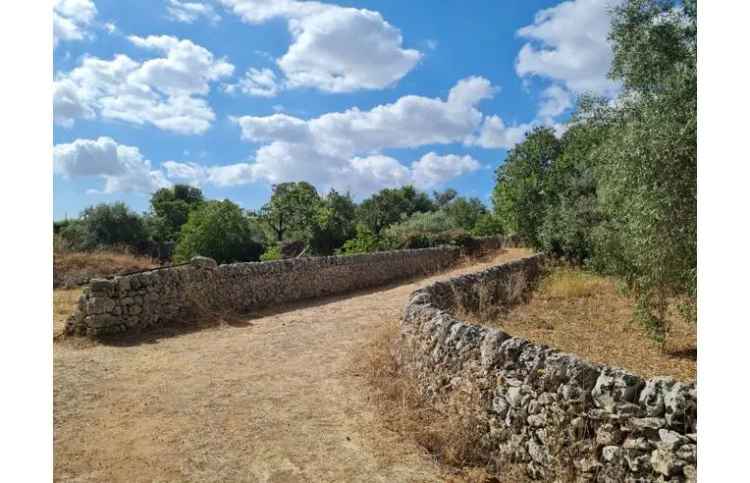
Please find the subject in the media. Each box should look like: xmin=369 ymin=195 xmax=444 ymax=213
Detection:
xmin=66 ymin=244 xmax=474 ymax=336
xmin=400 ymin=255 xmax=697 ymax=481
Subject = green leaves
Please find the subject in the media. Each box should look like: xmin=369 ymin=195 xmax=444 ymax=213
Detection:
xmin=149 ymin=184 xmax=204 ymax=242
xmin=79 ymin=202 xmax=149 ymax=250
xmin=174 ymin=200 xmax=263 ymax=264
xmin=258 ymin=182 xmax=321 ymax=242
xmin=489 ymin=0 xmax=697 ymax=338
xmin=492 ymin=126 xmax=561 ymax=247
xmin=357 ymin=186 xmax=435 ymax=235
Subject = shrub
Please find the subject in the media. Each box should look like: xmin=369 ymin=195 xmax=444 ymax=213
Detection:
xmin=174 ymin=200 xmax=264 ymax=264
xmin=383 ymin=211 xmax=459 ymax=242
xmin=443 ymin=197 xmax=487 ymax=231
xmin=259 ymin=244 xmax=282 ymax=262
xmin=57 ymin=219 xmax=88 ymax=251
xmin=78 ymin=203 xmax=149 ymax=250
xmin=471 ymin=213 xmax=504 ymax=237
xmin=339 ymin=225 xmax=385 ymax=254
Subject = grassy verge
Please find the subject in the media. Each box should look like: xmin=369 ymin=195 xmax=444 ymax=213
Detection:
xmin=480 ymin=266 xmax=696 ymax=381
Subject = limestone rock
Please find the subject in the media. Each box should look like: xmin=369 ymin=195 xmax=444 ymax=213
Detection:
xmin=190 ymin=256 xmax=218 ymax=270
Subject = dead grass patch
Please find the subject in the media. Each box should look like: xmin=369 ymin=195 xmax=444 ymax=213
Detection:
xmin=479 ymin=266 xmax=696 ymax=381
xmin=54 ymin=250 xmax=158 ymax=288
xmin=53 ymin=288 xmax=82 ymax=338
xmin=356 ymin=319 xmax=531 ymax=482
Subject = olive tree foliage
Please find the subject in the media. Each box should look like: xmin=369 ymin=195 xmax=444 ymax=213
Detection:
xmin=148 ymin=184 xmax=204 ymax=242
xmin=492 ymin=126 xmax=561 ymax=247
xmin=383 ymin=210 xmax=459 ymax=240
xmin=357 ymin=186 xmax=435 ymax=235
xmin=443 ymin=196 xmax=487 ymax=231
xmin=174 ymin=200 xmax=264 ymax=264
xmin=589 ymin=0 xmax=697 ymax=337
xmin=488 ymin=0 xmax=696 ymax=339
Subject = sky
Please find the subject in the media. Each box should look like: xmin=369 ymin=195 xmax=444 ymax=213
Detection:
xmin=53 ymin=0 xmax=622 ymax=220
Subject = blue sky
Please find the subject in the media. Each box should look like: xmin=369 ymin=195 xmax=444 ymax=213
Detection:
xmin=53 ymin=0 xmax=621 ymax=220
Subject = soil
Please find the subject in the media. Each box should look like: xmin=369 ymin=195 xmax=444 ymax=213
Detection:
xmin=54 ymin=249 xmax=532 ymax=483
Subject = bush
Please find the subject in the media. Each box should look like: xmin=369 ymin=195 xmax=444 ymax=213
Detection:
xmin=383 ymin=211 xmax=459 ymax=241
xmin=57 ymin=219 xmax=88 ymax=251
xmin=339 ymin=225 xmax=386 ymax=254
xmin=259 ymin=244 xmax=282 ymax=262
xmin=471 ymin=213 xmax=504 ymax=237
xmin=77 ymin=203 xmax=149 ymax=251
xmin=443 ymin=197 xmax=487 ymax=231
xmin=174 ymin=200 xmax=264 ymax=264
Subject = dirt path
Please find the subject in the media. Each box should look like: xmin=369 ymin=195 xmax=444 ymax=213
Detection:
xmin=54 ymin=249 xmax=531 ymax=483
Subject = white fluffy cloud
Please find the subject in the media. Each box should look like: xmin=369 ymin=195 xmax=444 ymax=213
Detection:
xmin=54 ymin=76 xmax=531 ymax=196
xmin=234 ymin=76 xmax=495 ymax=156
xmin=538 ymin=85 xmax=573 ymax=118
xmin=53 ymin=35 xmax=234 ymax=134
xmin=54 ymin=137 xmax=169 ymax=193
xmin=208 ymin=77 xmax=495 ymax=194
xmin=411 ymin=153 xmax=480 ymax=189
xmin=468 ymin=116 xmax=533 ymax=150
xmin=166 ymin=0 xmax=221 ymax=24
xmin=163 ymin=150 xmax=480 ymax=196
xmin=516 ymin=0 xmax=621 ymax=97
xmin=54 ymin=0 xmax=97 ymax=46
xmin=218 ymin=0 xmax=421 ymax=93
xmin=162 ymin=160 xmax=207 ymax=185
xmin=224 ymin=68 xmax=281 ymax=97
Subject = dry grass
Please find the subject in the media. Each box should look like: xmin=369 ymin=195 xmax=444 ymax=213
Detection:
xmin=54 ymin=249 xmax=157 ymax=288
xmin=53 ymin=288 xmax=82 ymax=338
xmin=356 ymin=318 xmax=531 ymax=482
xmin=479 ymin=266 xmax=696 ymax=381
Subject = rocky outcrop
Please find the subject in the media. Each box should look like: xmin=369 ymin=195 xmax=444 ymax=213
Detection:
xmin=400 ymin=255 xmax=697 ymax=481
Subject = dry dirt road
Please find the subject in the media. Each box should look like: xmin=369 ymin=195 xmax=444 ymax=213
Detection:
xmin=54 ymin=249 xmax=531 ymax=483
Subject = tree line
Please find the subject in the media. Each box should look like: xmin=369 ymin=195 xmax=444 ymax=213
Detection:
xmin=53 ymin=183 xmax=498 ymax=265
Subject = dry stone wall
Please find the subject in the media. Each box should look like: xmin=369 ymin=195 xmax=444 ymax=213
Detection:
xmin=65 ymin=245 xmax=469 ymax=337
xmin=400 ymin=255 xmax=697 ymax=482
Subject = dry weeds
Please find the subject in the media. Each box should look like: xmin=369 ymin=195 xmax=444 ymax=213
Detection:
xmin=479 ymin=266 xmax=696 ymax=381
xmin=53 ymin=288 xmax=81 ymax=338
xmin=53 ymin=249 xmax=157 ymax=288
xmin=356 ymin=318 xmax=531 ymax=482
